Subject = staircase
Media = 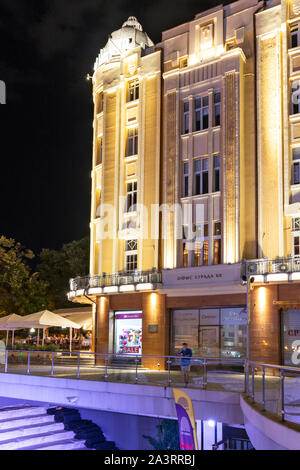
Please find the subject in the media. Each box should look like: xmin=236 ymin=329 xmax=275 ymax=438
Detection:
xmin=0 ymin=405 xmax=118 ymax=450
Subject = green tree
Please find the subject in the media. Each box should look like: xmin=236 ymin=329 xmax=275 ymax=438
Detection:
xmin=0 ymin=236 xmax=51 ymax=315
xmin=143 ymin=419 xmax=180 ymax=450
xmin=38 ymin=236 xmax=89 ymax=309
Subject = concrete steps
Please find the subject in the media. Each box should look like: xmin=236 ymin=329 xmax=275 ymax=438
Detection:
xmin=0 ymin=405 xmax=86 ymax=450
xmin=25 ymin=439 xmax=89 ymax=450
xmin=0 ymin=404 xmax=118 ymax=450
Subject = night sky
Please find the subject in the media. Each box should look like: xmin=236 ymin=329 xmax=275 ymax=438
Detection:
xmin=0 ymin=0 xmax=233 ymax=254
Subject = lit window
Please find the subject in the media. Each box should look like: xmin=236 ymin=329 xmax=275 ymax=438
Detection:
xmin=291 ymin=24 xmax=300 ymax=49
xmin=183 ymin=162 xmax=189 ymax=197
xmin=194 ymin=96 xmax=209 ymax=131
xmin=194 ymin=158 xmax=209 ymax=195
xmin=291 ymin=80 xmax=300 ymax=115
xmin=292 ymin=218 xmax=300 ymax=257
xmin=182 ymin=241 xmax=189 ymax=267
xmin=128 ymin=80 xmax=139 ymax=102
xmin=292 ymin=148 xmax=300 ymax=184
xmin=96 ymin=92 xmax=103 ymax=114
xmin=96 ymin=138 xmax=102 ymax=165
xmin=213 ymin=155 xmax=221 ymax=192
xmin=193 ymin=224 xmax=208 ymax=266
xmin=125 ymin=239 xmax=138 ymax=271
xmin=126 ymin=181 xmax=137 ymax=212
xmin=127 ymin=128 xmax=138 ymax=156
xmin=214 ymin=92 xmax=221 ymax=126
xmin=292 ymin=218 xmax=300 ymax=231
xmin=183 ymin=101 xmax=189 ymax=134
xmin=213 ymin=221 xmax=222 ymax=264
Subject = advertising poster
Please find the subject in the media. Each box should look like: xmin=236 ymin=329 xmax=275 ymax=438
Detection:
xmin=115 ymin=311 xmax=142 ymax=355
xmin=172 ymin=388 xmax=198 ymax=450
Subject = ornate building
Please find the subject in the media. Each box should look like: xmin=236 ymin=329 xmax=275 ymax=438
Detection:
xmin=68 ymin=1 xmax=300 ymax=368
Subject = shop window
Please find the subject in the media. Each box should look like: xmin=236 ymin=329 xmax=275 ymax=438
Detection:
xmin=170 ymin=307 xmax=247 ymax=359
xmin=194 ymin=96 xmax=209 ymax=131
xmin=291 ymin=80 xmax=300 ymax=115
xmin=115 ymin=311 xmax=142 ymax=355
xmin=194 ymin=158 xmax=208 ymax=195
xmin=213 ymin=155 xmax=221 ymax=192
xmin=214 ymin=92 xmax=221 ymax=126
xmin=128 ymin=79 xmax=139 ymax=102
xmin=125 ymin=239 xmax=138 ymax=272
xmin=291 ymin=23 xmax=300 ymax=49
xmin=183 ymin=161 xmax=189 ymax=197
xmin=126 ymin=181 xmax=137 ymax=212
xmin=213 ymin=221 xmax=222 ymax=264
xmin=292 ymin=147 xmax=300 ymax=184
xmin=127 ymin=128 xmax=138 ymax=156
xmin=282 ymin=308 xmax=300 ymax=366
xmin=183 ymin=101 xmax=189 ymax=134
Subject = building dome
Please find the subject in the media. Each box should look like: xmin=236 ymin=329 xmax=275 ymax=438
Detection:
xmin=94 ymin=16 xmax=154 ymax=71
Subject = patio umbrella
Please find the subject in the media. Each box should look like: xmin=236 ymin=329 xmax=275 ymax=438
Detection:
xmin=64 ymin=312 xmax=93 ymax=330
xmin=8 ymin=310 xmax=81 ymax=351
xmin=0 ymin=314 xmax=23 ymax=346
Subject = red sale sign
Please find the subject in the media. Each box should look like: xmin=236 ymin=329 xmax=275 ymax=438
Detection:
xmin=123 ymin=346 xmax=139 ymax=354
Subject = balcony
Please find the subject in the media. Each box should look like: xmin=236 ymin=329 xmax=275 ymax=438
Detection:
xmin=68 ymin=269 xmax=162 ymax=300
xmin=242 ymin=256 xmax=300 ymax=282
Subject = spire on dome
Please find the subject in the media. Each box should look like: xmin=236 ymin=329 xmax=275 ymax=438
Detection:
xmin=122 ymin=16 xmax=143 ymax=31
xmin=94 ymin=16 xmax=154 ymax=71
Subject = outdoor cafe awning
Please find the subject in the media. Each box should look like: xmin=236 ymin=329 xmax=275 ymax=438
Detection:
xmin=0 ymin=314 xmax=23 ymax=330
xmin=64 ymin=312 xmax=92 ymax=330
xmin=6 ymin=310 xmax=81 ymax=329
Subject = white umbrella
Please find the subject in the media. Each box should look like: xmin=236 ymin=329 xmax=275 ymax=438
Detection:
xmin=0 ymin=314 xmax=23 ymax=346
xmin=8 ymin=310 xmax=80 ymax=351
xmin=65 ymin=312 xmax=92 ymax=330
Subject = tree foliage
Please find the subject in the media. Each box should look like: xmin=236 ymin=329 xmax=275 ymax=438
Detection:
xmin=143 ymin=419 xmax=180 ymax=450
xmin=38 ymin=236 xmax=89 ymax=309
xmin=0 ymin=236 xmax=50 ymax=315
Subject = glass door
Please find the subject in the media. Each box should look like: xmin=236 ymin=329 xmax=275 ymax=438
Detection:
xmin=199 ymin=326 xmax=219 ymax=357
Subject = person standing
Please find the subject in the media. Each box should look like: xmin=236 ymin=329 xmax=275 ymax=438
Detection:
xmin=179 ymin=342 xmax=193 ymax=386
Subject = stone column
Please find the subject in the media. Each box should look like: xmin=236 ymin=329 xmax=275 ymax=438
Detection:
xmin=141 ymin=292 xmax=168 ymax=370
xmin=249 ymin=285 xmax=281 ymax=367
xmin=95 ymin=295 xmax=110 ymax=366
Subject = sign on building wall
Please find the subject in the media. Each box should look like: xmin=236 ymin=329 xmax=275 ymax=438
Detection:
xmin=220 ymin=307 xmax=247 ymax=325
xmin=162 ymin=263 xmax=242 ymax=289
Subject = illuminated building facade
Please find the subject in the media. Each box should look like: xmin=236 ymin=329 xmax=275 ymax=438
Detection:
xmin=68 ymin=1 xmax=300 ymax=368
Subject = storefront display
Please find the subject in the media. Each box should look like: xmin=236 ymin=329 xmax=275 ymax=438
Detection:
xmin=282 ymin=308 xmax=300 ymax=366
xmin=115 ymin=311 xmax=142 ymax=355
xmin=171 ymin=307 xmax=247 ymax=358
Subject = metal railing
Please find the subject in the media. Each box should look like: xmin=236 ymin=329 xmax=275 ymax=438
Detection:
xmin=0 ymin=349 xmax=245 ymax=390
xmin=69 ymin=269 xmax=162 ymax=291
xmin=245 ymin=360 xmax=300 ymax=422
xmin=2 ymin=349 xmax=300 ymax=434
xmin=242 ymin=256 xmax=300 ymax=276
xmin=2 ymin=351 xmax=300 ymax=426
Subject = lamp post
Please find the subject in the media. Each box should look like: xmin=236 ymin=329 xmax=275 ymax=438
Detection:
xmin=242 ymin=262 xmax=255 ymax=394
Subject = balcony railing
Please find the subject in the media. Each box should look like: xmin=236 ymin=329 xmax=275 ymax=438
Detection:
xmin=69 ymin=269 xmax=162 ymax=292
xmin=242 ymin=256 xmax=300 ymax=276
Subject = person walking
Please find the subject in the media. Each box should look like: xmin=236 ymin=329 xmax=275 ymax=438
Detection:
xmin=179 ymin=342 xmax=193 ymax=386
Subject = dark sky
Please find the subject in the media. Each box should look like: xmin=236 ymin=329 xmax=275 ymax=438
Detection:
xmin=0 ymin=0 xmax=233 ymax=254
